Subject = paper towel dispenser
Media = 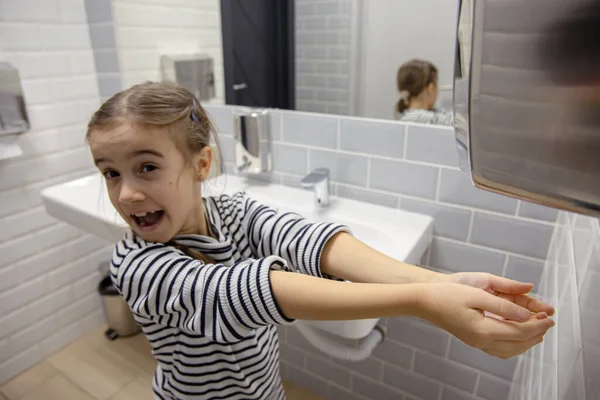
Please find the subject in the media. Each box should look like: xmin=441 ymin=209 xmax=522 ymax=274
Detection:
xmin=161 ymin=54 xmax=215 ymax=101
xmin=454 ymin=0 xmax=600 ymax=217
xmin=0 ymin=62 xmax=28 ymax=137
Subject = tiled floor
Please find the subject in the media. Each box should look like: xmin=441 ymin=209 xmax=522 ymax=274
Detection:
xmin=0 ymin=325 xmax=322 ymax=400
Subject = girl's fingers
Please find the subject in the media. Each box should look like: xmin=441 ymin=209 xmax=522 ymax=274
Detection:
xmin=488 ymin=275 xmax=534 ymax=295
xmin=497 ymin=293 xmax=556 ymax=316
xmin=468 ymin=291 xmax=532 ymax=322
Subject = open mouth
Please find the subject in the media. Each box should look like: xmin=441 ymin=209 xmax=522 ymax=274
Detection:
xmin=131 ymin=210 xmax=165 ymax=231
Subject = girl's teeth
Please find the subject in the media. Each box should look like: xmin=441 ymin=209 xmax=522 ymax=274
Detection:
xmin=135 ymin=212 xmax=147 ymax=217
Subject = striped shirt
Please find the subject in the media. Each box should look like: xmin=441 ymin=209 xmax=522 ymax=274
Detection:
xmin=398 ymin=109 xmax=454 ymax=126
xmin=110 ymin=191 xmax=349 ymax=399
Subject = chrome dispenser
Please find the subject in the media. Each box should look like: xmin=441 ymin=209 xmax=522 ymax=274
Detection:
xmin=0 ymin=62 xmax=28 ymax=160
xmin=161 ymin=54 xmax=215 ymax=101
xmin=233 ymin=109 xmax=272 ymax=174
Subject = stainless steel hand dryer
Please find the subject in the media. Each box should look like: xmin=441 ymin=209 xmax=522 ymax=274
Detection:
xmin=454 ymin=0 xmax=600 ymax=216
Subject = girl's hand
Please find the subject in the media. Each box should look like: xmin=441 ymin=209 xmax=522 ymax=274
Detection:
xmin=418 ymin=282 xmax=555 ymax=359
xmin=446 ymin=272 xmax=555 ymax=317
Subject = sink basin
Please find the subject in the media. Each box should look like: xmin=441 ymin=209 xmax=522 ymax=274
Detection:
xmin=42 ymin=173 xmax=433 ymax=339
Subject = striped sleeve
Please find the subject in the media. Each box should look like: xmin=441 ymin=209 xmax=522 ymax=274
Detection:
xmin=110 ymin=235 xmax=294 ymax=343
xmin=237 ymin=193 xmax=351 ymax=279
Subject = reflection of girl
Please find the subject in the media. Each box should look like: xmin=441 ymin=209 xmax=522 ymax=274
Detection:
xmin=396 ymin=59 xmax=453 ymax=126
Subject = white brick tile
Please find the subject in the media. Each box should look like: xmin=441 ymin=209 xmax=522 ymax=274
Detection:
xmin=0 ymin=265 xmax=18 ymax=293
xmin=0 ymin=276 xmax=45 ymax=316
xmin=0 ymin=233 xmax=35 ymax=269
xmin=0 ymin=341 xmax=7 ymax=365
xmin=69 ymin=51 xmax=97 ymax=74
xmin=34 ymin=222 xmax=82 ymax=253
xmin=0 ymin=146 xmax=93 ymax=191
xmin=14 ymin=234 xmax=105 ymax=288
xmin=0 ymin=24 xmax=42 ymax=50
xmin=61 ymin=124 xmax=88 ymax=147
xmin=73 ymin=271 xmax=103 ymax=298
xmin=27 ymin=286 xmax=74 ymax=330
xmin=39 ymin=25 xmax=91 ymax=50
xmin=119 ymin=49 xmax=160 ymax=72
xmin=0 ymin=306 xmax=32 ymax=342
xmin=21 ymin=79 xmax=56 ymax=105
xmin=60 ymin=0 xmax=87 ymax=23
xmin=15 ymin=52 xmax=73 ymax=78
xmin=53 ymin=76 xmax=99 ymax=101
xmin=0 ymin=206 xmax=56 ymax=243
xmin=55 ymin=293 xmax=102 ymax=328
xmin=0 ymin=186 xmax=29 ymax=218
xmin=1 ymin=312 xmax=56 ymax=364
xmin=2 ymin=0 xmax=61 ymax=22
xmin=0 ymin=167 xmax=93 ymax=219
xmin=45 ymin=248 xmax=108 ymax=294
xmin=116 ymin=27 xmax=159 ymax=48
xmin=17 ymin=129 xmax=64 ymax=158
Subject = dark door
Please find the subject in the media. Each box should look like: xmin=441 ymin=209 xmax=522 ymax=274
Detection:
xmin=220 ymin=0 xmax=295 ymax=109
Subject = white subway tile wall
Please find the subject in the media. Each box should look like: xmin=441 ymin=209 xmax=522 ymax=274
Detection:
xmin=85 ymin=0 xmax=122 ymax=100
xmin=110 ymin=0 xmax=225 ymax=103
xmin=295 ymin=0 xmax=353 ymax=115
xmin=0 ymin=0 xmax=110 ymax=384
xmin=205 ymin=104 xmax=562 ymax=400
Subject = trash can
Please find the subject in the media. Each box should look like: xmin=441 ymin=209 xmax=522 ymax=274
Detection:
xmin=98 ymin=275 xmax=141 ymax=340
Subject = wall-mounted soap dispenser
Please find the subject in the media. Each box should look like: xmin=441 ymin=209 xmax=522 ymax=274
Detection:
xmin=161 ymin=54 xmax=215 ymax=101
xmin=233 ymin=109 xmax=272 ymax=174
xmin=0 ymin=62 xmax=28 ymax=160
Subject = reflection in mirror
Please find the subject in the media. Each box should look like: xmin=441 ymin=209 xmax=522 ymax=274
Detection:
xmin=218 ymin=0 xmax=463 ymax=126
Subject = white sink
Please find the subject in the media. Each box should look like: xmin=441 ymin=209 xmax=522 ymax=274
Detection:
xmin=42 ymin=173 xmax=433 ymax=339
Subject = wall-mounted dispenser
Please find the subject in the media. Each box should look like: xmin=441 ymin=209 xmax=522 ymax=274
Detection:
xmin=0 ymin=62 xmax=28 ymax=160
xmin=233 ymin=109 xmax=271 ymax=174
xmin=161 ymin=54 xmax=215 ymax=101
xmin=453 ymin=0 xmax=600 ymax=217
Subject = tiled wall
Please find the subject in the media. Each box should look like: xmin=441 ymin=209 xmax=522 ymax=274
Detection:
xmin=111 ymin=0 xmax=225 ymax=103
xmin=295 ymin=0 xmax=353 ymax=115
xmin=511 ymin=213 xmax=599 ymax=400
xmin=0 ymin=0 xmax=113 ymax=384
xmin=85 ymin=0 xmax=121 ymax=101
xmin=84 ymin=0 xmax=225 ymax=102
xmin=204 ymin=103 xmax=559 ymax=400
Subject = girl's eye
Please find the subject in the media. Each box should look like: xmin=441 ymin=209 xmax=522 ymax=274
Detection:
xmin=140 ymin=164 xmax=158 ymax=173
xmin=103 ymin=170 xmax=119 ymax=179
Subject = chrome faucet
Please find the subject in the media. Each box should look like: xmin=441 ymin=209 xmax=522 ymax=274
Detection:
xmin=301 ymin=168 xmax=331 ymax=207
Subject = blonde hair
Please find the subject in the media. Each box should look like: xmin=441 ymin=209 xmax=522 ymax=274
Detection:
xmin=87 ymin=81 xmax=221 ymax=264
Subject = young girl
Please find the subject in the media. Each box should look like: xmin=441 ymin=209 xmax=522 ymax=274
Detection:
xmin=396 ymin=59 xmax=454 ymax=126
xmin=87 ymin=81 xmax=554 ymax=400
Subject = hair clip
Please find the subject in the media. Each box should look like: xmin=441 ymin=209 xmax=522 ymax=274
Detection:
xmin=398 ymin=90 xmax=410 ymax=103
xmin=191 ymin=100 xmax=200 ymax=122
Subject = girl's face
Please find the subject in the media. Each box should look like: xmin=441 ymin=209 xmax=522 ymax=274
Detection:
xmin=89 ymin=123 xmax=211 ymax=243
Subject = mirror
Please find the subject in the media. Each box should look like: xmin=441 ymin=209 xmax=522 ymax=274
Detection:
xmin=219 ymin=0 xmax=464 ymax=126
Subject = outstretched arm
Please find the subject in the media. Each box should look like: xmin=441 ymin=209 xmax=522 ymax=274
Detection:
xmin=270 ymin=270 xmax=554 ymax=359
xmin=320 ymin=233 xmax=555 ymax=317
xmin=320 ymin=232 xmax=441 ymax=284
